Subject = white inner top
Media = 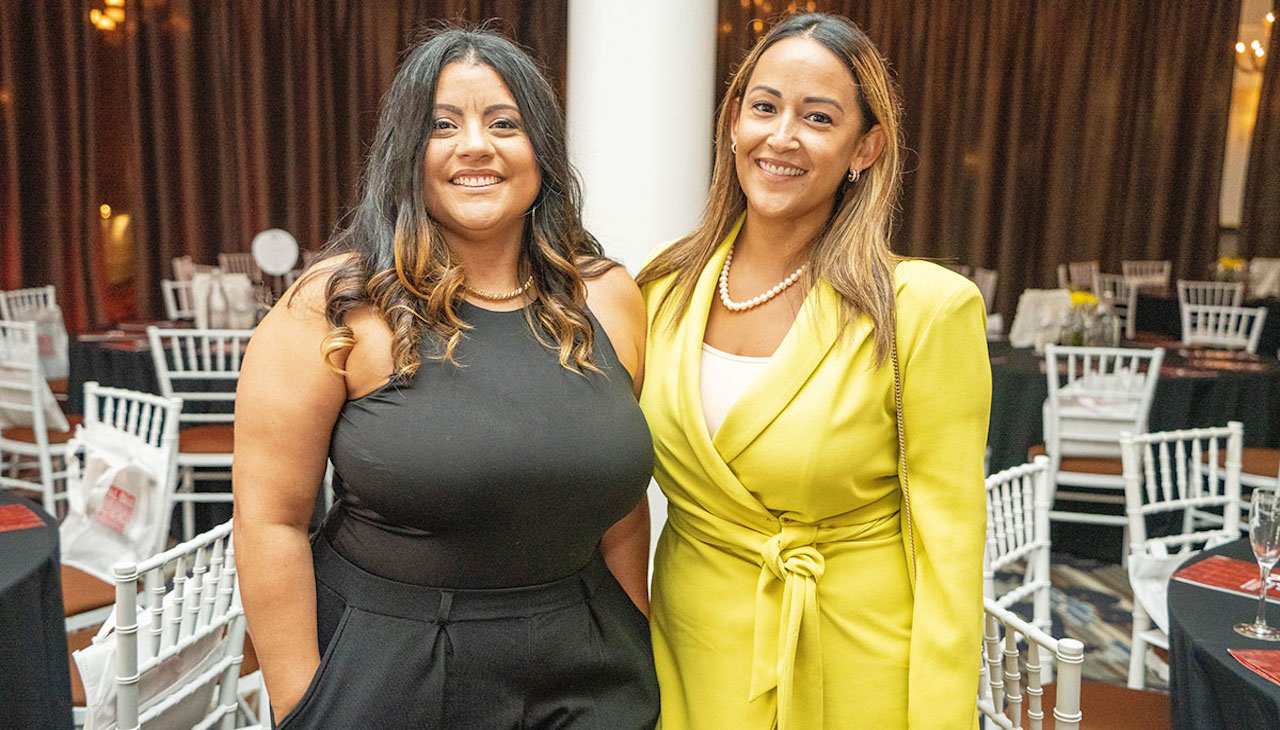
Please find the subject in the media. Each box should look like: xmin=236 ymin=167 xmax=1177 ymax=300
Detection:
xmin=700 ymin=342 xmax=771 ymax=439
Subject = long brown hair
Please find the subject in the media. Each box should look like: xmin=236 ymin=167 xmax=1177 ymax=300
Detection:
xmin=300 ymin=28 xmax=611 ymax=378
xmin=636 ymin=13 xmax=904 ymax=364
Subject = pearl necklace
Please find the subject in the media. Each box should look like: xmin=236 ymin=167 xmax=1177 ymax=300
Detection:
xmin=462 ymin=275 xmax=534 ymax=301
xmin=718 ymin=245 xmax=806 ymax=312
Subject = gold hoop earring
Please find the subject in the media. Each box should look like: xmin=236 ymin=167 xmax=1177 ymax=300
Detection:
xmin=847 ymin=168 xmax=860 ymax=183
xmin=731 ymin=141 xmax=738 ymax=154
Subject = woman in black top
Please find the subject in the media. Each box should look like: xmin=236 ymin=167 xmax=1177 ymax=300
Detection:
xmin=233 ymin=29 xmax=657 ymax=728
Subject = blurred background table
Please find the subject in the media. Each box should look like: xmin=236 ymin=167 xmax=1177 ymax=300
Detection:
xmin=65 ymin=332 xmax=158 ymax=414
xmin=0 ymin=491 xmax=72 ymax=729
xmin=1134 ymin=294 xmax=1280 ymax=357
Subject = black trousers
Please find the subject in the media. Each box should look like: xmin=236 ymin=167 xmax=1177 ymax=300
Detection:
xmin=272 ymin=534 xmax=659 ymax=729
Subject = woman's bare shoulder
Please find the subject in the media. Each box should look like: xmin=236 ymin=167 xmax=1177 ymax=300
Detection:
xmin=583 ymin=263 xmax=645 ymax=376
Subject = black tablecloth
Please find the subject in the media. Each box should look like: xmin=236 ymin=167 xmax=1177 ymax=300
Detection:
xmin=1169 ymin=539 xmax=1280 ymax=729
xmin=0 ymin=492 xmax=72 ymax=728
xmin=988 ymin=342 xmax=1280 ymax=560
xmin=65 ymin=338 xmax=158 ymax=414
xmin=66 ymin=337 xmax=235 ymax=418
xmin=1135 ymin=295 xmax=1280 ymax=358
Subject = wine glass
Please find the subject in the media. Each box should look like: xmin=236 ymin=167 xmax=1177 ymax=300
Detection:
xmin=1235 ymin=489 xmax=1280 ymax=641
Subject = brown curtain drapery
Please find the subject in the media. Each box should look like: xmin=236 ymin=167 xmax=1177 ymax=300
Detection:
xmin=123 ymin=0 xmax=567 ymax=321
xmin=718 ymin=1 xmax=1241 ymax=316
xmin=0 ymin=1 xmax=103 ymax=331
xmin=1240 ymin=0 xmax=1280 ymax=259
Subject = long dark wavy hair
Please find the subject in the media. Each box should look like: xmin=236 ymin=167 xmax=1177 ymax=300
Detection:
xmin=637 ymin=13 xmax=904 ymax=364
xmin=301 ymin=28 xmax=611 ymax=377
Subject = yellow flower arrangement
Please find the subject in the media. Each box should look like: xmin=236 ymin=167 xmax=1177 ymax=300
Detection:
xmin=1069 ymin=290 xmax=1099 ymax=308
xmin=1218 ymin=257 xmax=1246 ymax=271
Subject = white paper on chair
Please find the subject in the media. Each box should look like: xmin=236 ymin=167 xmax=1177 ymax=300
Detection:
xmin=1059 ymin=395 xmax=1141 ymax=420
xmin=1126 ymin=552 xmax=1192 ymax=636
xmin=74 ymin=596 xmax=228 ymax=730
xmin=1251 ymin=259 xmax=1280 ymax=300
xmin=0 ymin=365 xmax=69 ymax=431
xmin=26 ymin=305 xmax=70 ymax=379
xmin=191 ymin=272 xmax=213 ymax=330
xmin=218 ymin=273 xmax=258 ymax=329
xmin=59 ymin=423 xmax=168 ymax=584
xmin=193 ymin=272 xmax=255 ymax=329
xmin=1008 ymin=289 xmax=1072 ymax=348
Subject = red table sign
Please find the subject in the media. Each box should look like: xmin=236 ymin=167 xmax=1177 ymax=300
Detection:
xmin=1173 ymin=555 xmax=1280 ymax=605
xmin=0 ymin=502 xmax=45 ymax=532
xmin=1230 ymin=649 xmax=1280 ymax=687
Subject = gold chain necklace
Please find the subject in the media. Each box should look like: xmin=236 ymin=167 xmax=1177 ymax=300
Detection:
xmin=718 ymin=244 xmax=806 ymax=312
xmin=461 ymin=275 xmax=534 ymax=301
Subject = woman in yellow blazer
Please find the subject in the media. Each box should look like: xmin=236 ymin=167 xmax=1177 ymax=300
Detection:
xmin=636 ymin=14 xmax=991 ymax=729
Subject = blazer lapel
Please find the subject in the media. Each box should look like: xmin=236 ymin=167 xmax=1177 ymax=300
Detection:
xmin=671 ymin=218 xmax=779 ymax=517
xmin=711 ymin=282 xmax=852 ymax=465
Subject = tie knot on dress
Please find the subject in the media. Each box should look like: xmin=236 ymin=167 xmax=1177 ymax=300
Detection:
xmin=762 ymin=523 xmax=825 ymax=582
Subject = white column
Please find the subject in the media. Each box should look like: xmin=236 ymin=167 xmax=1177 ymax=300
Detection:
xmin=566 ymin=0 xmax=719 ymax=574
xmin=567 ymin=0 xmax=719 ymax=271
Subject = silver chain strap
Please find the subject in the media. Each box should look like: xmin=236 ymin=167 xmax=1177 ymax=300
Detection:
xmin=891 ymin=339 xmax=917 ymax=588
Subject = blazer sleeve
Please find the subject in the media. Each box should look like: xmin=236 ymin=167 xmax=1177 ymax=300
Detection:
xmin=900 ymin=282 xmax=992 ymax=729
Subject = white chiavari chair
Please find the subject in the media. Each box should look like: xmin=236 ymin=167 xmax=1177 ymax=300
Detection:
xmin=984 ymin=456 xmax=1053 ymax=683
xmin=977 ymin=597 xmax=1084 ymax=730
xmin=172 ymin=256 xmax=221 ymax=283
xmin=1094 ymin=273 xmax=1139 ymax=340
xmin=62 ymin=382 xmax=183 ymax=633
xmin=1176 ymin=279 xmax=1244 ymax=308
xmin=1056 ymin=261 xmax=1099 ymax=291
xmin=1121 ymin=260 xmax=1172 ymax=293
xmin=1119 ymin=422 xmax=1242 ymax=690
xmin=1179 ymin=304 xmax=1267 ymax=353
xmin=218 ymin=252 xmax=263 ymax=285
xmin=72 ymin=520 xmax=247 ymax=730
xmin=0 ymin=320 xmax=76 ymax=514
xmin=161 ymin=280 xmax=197 ymax=321
xmin=0 ymin=285 xmax=68 ymax=399
xmin=1031 ymin=345 xmax=1164 ymax=535
xmin=0 ymin=284 xmax=57 ymax=320
xmin=147 ymin=327 xmax=253 ymax=540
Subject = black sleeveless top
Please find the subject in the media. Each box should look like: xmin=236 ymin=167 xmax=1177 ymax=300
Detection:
xmin=322 ymin=302 xmax=653 ymax=588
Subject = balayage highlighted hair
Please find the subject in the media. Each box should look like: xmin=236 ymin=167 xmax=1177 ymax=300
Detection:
xmin=637 ymin=13 xmax=905 ymax=364
xmin=300 ymin=28 xmax=610 ymax=377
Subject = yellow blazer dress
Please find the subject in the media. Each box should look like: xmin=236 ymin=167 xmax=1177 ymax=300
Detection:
xmin=640 ymin=223 xmax=992 ymax=729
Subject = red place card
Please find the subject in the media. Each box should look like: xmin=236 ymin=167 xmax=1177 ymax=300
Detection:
xmin=1173 ymin=555 xmax=1280 ymax=605
xmin=1230 ymin=649 xmax=1280 ymax=687
xmin=0 ymin=502 xmax=45 ymax=532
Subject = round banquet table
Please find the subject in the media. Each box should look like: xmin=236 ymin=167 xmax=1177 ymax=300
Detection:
xmin=65 ymin=331 xmax=235 ymax=418
xmin=988 ymin=340 xmax=1280 ymax=473
xmin=987 ymin=341 xmax=1280 ymax=560
xmin=1169 ymin=538 xmax=1280 ymax=730
xmin=0 ymin=491 xmax=73 ymax=728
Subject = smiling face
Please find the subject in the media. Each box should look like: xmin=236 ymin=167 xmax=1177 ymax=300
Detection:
xmin=423 ymin=61 xmax=541 ymax=245
xmin=731 ymin=36 xmax=884 ymax=226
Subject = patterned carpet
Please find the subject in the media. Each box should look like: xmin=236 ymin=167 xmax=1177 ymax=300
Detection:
xmin=995 ymin=552 xmax=1168 ymax=692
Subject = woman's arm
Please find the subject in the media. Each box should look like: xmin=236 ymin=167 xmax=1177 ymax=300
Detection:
xmin=898 ymin=280 xmax=992 ymax=728
xmin=232 ymin=266 xmax=350 ymax=721
xmin=586 ymin=265 xmax=652 ymax=613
